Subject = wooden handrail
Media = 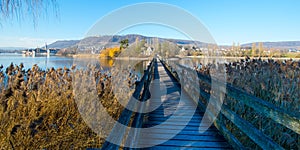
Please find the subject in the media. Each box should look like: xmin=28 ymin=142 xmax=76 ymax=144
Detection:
xmin=101 ymin=58 xmax=155 ymax=150
xmin=160 ymin=59 xmax=298 ymax=149
xmin=176 ymin=63 xmax=300 ymax=133
xmin=124 ymin=58 xmax=155 ymax=149
xmin=186 ymin=65 xmax=298 ymax=124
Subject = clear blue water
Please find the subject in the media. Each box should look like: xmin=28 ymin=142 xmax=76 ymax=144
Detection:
xmin=0 ymin=53 xmax=74 ymax=69
xmin=0 ymin=53 xmax=147 ymax=78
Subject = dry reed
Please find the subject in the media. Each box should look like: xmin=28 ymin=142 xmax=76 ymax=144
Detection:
xmin=0 ymin=62 xmax=135 ymax=149
xmin=193 ymin=57 xmax=299 ymax=149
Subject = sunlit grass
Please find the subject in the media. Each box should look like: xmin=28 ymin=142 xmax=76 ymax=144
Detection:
xmin=194 ymin=57 xmax=299 ymax=149
xmin=0 ymin=63 xmax=134 ymax=149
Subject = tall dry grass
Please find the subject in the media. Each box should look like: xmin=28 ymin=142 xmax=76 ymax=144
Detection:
xmin=193 ymin=57 xmax=299 ymax=149
xmin=0 ymin=62 xmax=135 ymax=149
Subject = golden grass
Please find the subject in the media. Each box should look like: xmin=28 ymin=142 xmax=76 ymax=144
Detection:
xmin=0 ymin=63 xmax=133 ymax=149
xmin=194 ymin=57 xmax=299 ymax=149
xmin=282 ymin=52 xmax=300 ymax=58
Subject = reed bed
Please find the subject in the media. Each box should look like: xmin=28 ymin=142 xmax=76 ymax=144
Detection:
xmin=0 ymin=62 xmax=136 ymax=149
xmin=193 ymin=57 xmax=299 ymax=149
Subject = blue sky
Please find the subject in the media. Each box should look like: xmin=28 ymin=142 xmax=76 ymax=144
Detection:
xmin=0 ymin=0 xmax=299 ymax=47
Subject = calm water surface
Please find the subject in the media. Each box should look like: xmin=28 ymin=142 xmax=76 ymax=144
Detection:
xmin=0 ymin=53 xmax=150 ymax=77
xmin=0 ymin=53 xmax=74 ymax=69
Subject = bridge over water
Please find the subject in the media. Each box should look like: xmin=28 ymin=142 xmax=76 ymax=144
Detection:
xmin=100 ymin=57 xmax=300 ymax=150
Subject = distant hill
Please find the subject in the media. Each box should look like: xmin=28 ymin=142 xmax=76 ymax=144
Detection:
xmin=242 ymin=41 xmax=300 ymax=48
xmin=0 ymin=47 xmax=27 ymax=51
xmin=61 ymin=34 xmax=209 ymax=51
xmin=47 ymin=35 xmax=300 ymax=53
xmin=76 ymin=34 xmax=148 ymax=49
xmin=47 ymin=40 xmax=80 ymax=49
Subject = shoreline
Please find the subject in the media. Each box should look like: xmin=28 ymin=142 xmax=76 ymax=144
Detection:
xmin=1 ymin=52 xmax=298 ymax=60
xmin=72 ymin=54 xmax=152 ymax=60
xmin=72 ymin=54 xmax=99 ymax=58
xmin=114 ymin=57 xmax=151 ymax=60
xmin=185 ymin=55 xmax=300 ymax=60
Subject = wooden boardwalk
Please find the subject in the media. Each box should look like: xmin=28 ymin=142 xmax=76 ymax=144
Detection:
xmin=137 ymin=60 xmax=231 ymax=149
xmin=102 ymin=58 xmax=298 ymax=149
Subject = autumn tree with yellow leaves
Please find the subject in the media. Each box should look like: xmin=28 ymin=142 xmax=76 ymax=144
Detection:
xmin=99 ymin=47 xmax=122 ymax=59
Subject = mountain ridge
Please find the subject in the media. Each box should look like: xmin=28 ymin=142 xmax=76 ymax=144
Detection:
xmin=46 ymin=34 xmax=300 ymax=50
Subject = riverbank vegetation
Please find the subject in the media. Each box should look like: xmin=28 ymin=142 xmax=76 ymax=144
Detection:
xmin=0 ymin=63 xmax=134 ymax=149
xmin=99 ymin=47 xmax=122 ymax=59
xmin=193 ymin=57 xmax=299 ymax=149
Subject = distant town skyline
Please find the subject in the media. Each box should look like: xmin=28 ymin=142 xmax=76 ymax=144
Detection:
xmin=0 ymin=0 xmax=299 ymax=48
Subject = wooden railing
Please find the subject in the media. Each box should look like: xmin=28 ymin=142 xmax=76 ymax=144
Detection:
xmin=160 ymin=59 xmax=300 ymax=150
xmin=101 ymin=58 xmax=155 ymax=150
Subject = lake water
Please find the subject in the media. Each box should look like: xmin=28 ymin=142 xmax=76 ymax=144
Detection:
xmin=0 ymin=53 xmax=75 ymax=69
xmin=0 ymin=54 xmax=242 ymax=73
xmin=0 ymin=53 xmax=151 ymax=78
xmin=4 ymin=54 xmax=287 ymax=76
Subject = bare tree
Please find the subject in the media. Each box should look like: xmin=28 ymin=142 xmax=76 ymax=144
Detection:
xmin=252 ymin=42 xmax=257 ymax=57
xmin=0 ymin=0 xmax=59 ymax=26
xmin=232 ymin=42 xmax=236 ymax=57
xmin=237 ymin=42 xmax=241 ymax=57
xmin=258 ymin=42 xmax=264 ymax=57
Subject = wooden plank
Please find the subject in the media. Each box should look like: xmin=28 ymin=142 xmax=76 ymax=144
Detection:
xmin=141 ymin=127 xmax=219 ymax=135
xmin=147 ymin=146 xmax=231 ymax=150
xmin=139 ymin=133 xmax=226 ymax=142
xmin=138 ymin=140 xmax=231 ymax=148
xmin=149 ymin=108 xmax=201 ymax=111
xmin=144 ymin=121 xmax=215 ymax=127
xmin=148 ymin=114 xmax=202 ymax=119
xmin=187 ymin=91 xmax=244 ymax=150
xmin=146 ymin=117 xmax=203 ymax=122
xmin=150 ymin=110 xmax=201 ymax=115
xmin=137 ymin=60 xmax=230 ymax=149
xmin=141 ymin=125 xmax=217 ymax=132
